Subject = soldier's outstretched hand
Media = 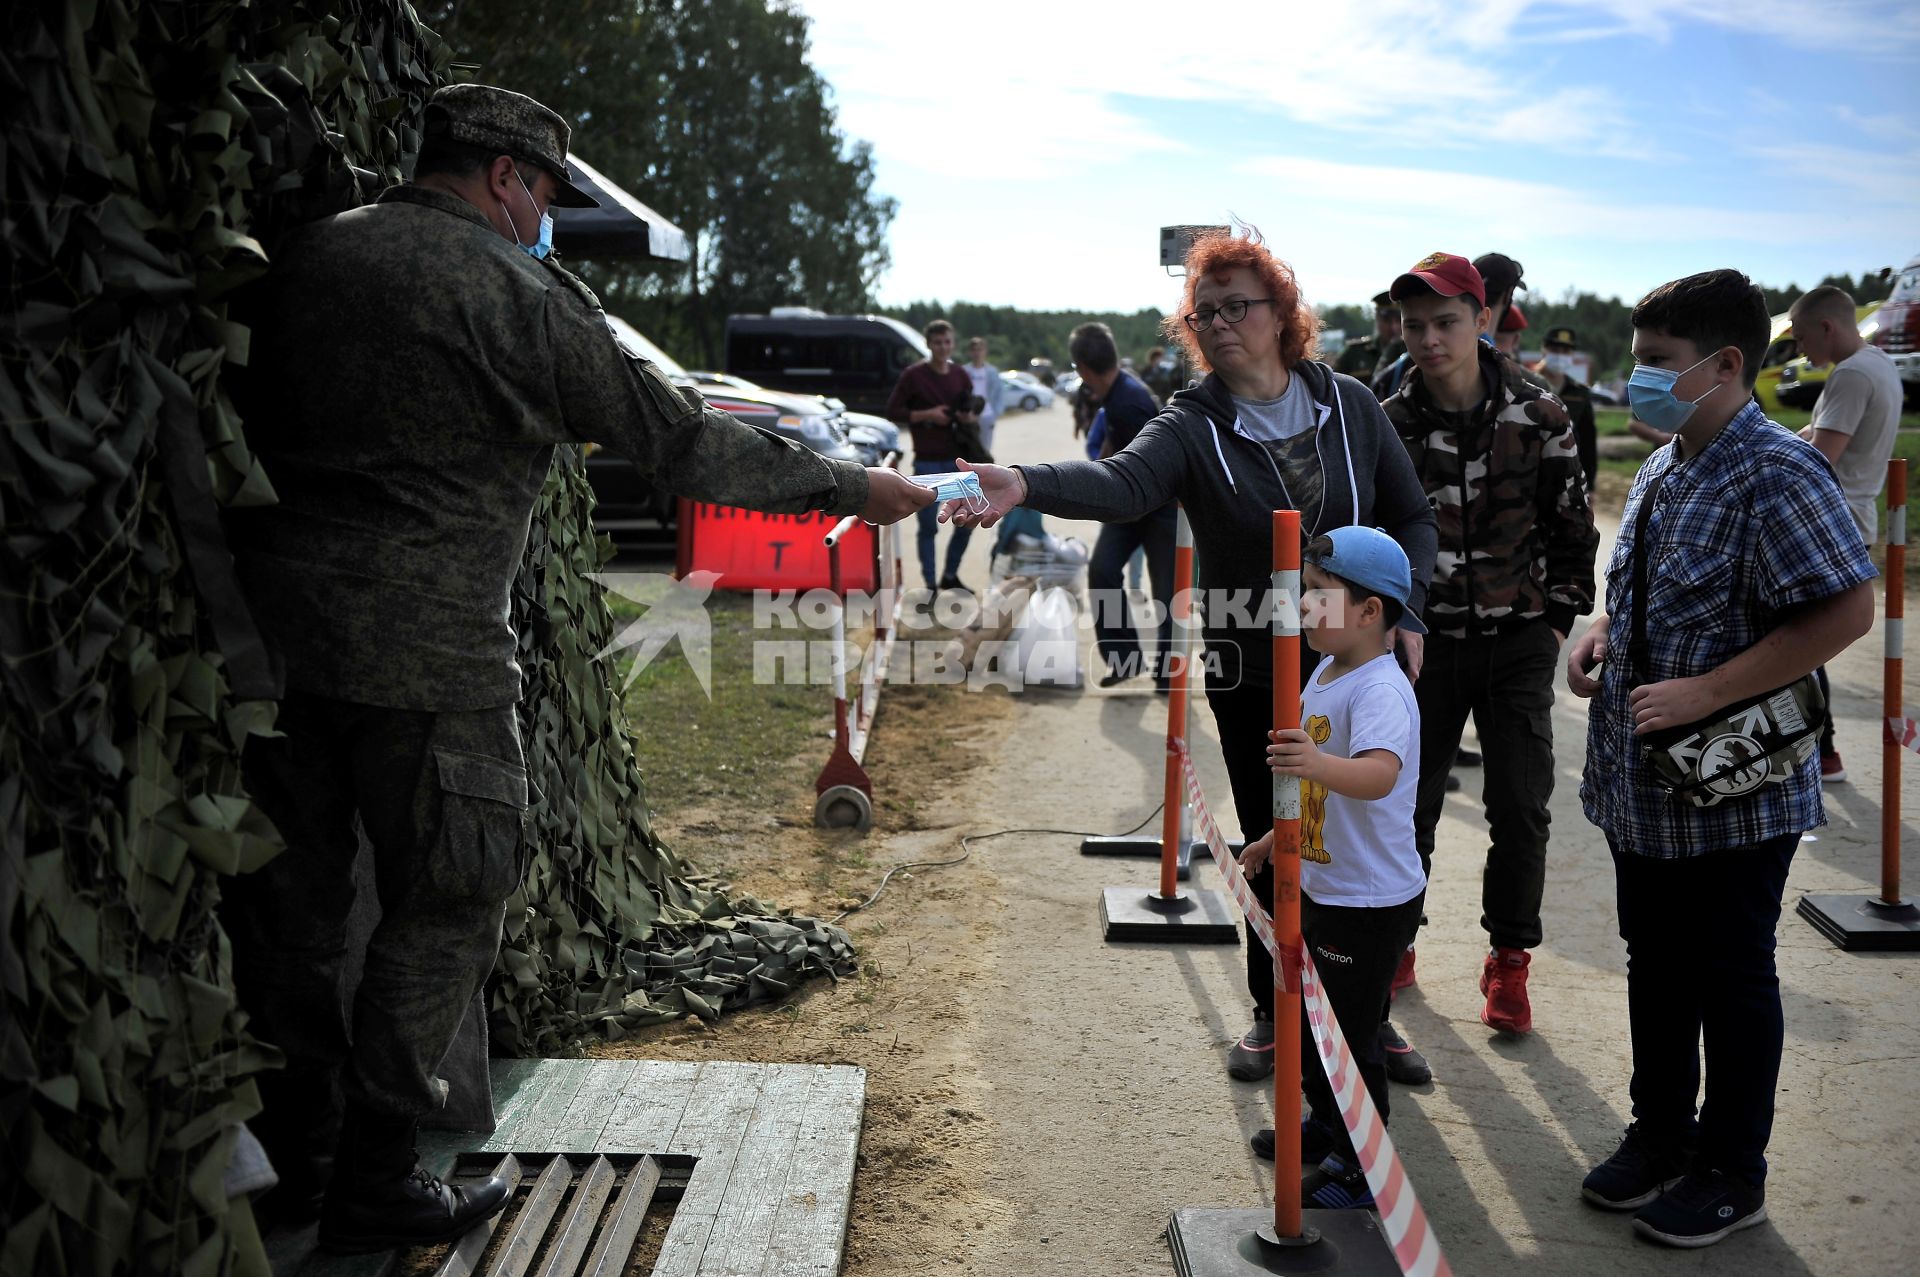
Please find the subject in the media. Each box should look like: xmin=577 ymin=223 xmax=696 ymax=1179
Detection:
xmin=861 ymin=467 xmax=937 ymax=524
xmin=940 ymin=460 xmax=1025 ymax=529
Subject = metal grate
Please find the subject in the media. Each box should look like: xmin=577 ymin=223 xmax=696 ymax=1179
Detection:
xmin=432 ymin=1152 xmax=692 ymax=1277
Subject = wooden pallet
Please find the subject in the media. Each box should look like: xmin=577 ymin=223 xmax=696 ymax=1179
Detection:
xmin=270 ymin=1058 xmax=865 ymax=1277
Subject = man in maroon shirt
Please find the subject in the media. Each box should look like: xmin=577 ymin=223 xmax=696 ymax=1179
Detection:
xmin=887 ymin=318 xmax=981 ymax=592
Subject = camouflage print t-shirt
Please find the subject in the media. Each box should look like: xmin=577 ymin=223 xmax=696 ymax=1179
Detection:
xmin=1233 ymin=381 xmax=1327 ymax=532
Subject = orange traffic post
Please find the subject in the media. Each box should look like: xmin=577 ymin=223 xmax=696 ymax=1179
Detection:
xmin=1797 ymin=456 xmax=1920 ymax=949
xmin=1100 ymin=507 xmax=1238 ymax=942
xmin=1268 ymin=509 xmax=1309 ymax=1245
xmin=1884 ymin=457 xmax=1906 ymax=906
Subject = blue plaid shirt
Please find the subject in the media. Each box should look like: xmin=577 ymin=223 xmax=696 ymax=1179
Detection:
xmin=1581 ymin=400 xmax=1877 ymax=857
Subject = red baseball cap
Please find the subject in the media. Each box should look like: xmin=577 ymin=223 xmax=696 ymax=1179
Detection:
xmin=1390 ymin=252 xmax=1487 ymax=309
xmin=1500 ymin=303 xmax=1528 ymax=333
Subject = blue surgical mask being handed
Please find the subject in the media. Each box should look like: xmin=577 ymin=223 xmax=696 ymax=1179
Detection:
xmin=1626 ymin=351 xmax=1723 ymax=433
xmin=500 ymin=168 xmax=554 ymax=260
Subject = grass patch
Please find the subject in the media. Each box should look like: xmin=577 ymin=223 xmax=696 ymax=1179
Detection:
xmin=607 ymin=589 xmax=836 ymax=821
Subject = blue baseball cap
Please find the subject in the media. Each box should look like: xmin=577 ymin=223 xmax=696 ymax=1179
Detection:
xmin=1305 ymin=526 xmax=1426 ymax=635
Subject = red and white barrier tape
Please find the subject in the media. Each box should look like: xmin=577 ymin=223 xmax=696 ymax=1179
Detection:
xmin=1172 ymin=737 xmax=1452 ymax=1277
xmin=1300 ymin=947 xmax=1454 ymax=1277
xmin=1889 ymin=718 xmax=1920 ymax=756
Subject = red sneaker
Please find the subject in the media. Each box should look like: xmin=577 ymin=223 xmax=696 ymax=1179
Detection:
xmin=1390 ymin=944 xmax=1417 ymax=995
xmin=1480 ymin=948 xmax=1533 ymax=1034
xmin=1820 ymin=751 xmax=1847 ymax=784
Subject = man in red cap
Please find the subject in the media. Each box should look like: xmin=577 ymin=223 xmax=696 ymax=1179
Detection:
xmin=1383 ymin=251 xmax=1598 ymax=1037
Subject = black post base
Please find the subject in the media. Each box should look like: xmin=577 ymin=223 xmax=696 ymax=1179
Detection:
xmin=1168 ymin=1207 xmax=1402 ymax=1276
xmin=1101 ymin=886 xmax=1240 ymax=943
xmin=1796 ymin=893 xmax=1920 ymax=951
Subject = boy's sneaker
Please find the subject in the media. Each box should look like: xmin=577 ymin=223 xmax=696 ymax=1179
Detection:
xmin=1632 ymin=1169 xmax=1767 ymax=1248
xmin=938 ymin=575 xmax=973 ymax=596
xmin=1480 ymin=947 xmax=1533 ymax=1034
xmin=1821 ymin=751 xmax=1847 ymax=784
xmin=1250 ymin=1117 xmax=1337 ymax=1164
xmin=1390 ymin=944 xmax=1417 ymax=994
xmin=1302 ymin=1155 xmax=1375 ymax=1210
xmin=1227 ymin=1015 xmax=1274 ymax=1081
xmin=1379 ymin=1021 xmax=1432 ymax=1085
xmin=1581 ymin=1124 xmax=1693 ymax=1210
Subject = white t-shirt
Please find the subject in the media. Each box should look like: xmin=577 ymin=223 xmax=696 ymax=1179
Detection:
xmin=1297 ymin=651 xmax=1425 ymax=908
xmin=966 ymin=363 xmax=998 ymax=454
xmin=1810 ymin=345 xmax=1903 ymax=543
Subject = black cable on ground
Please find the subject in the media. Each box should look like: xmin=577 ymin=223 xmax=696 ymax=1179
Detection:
xmin=831 ymin=802 xmax=1167 ymax=924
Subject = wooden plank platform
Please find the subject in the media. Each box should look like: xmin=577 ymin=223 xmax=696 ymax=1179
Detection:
xmin=431 ymin=1059 xmax=866 ymax=1277
xmin=271 ymin=1059 xmax=864 ymax=1277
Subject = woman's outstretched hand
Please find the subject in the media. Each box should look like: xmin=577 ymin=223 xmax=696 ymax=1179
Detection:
xmin=940 ymin=459 xmax=1027 ymax=528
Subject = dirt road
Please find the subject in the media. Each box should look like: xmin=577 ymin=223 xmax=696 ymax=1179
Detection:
xmin=602 ymin=397 xmax=1920 ymax=1276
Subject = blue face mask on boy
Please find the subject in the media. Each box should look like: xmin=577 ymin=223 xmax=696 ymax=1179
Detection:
xmin=1626 ymin=352 xmax=1719 ymax=433
xmin=501 ymin=169 xmax=554 ymax=261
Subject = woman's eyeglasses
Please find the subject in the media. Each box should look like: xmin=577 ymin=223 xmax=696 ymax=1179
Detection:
xmin=1182 ymin=297 xmax=1274 ymax=333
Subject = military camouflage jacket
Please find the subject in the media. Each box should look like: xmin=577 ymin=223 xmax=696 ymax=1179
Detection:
xmin=1384 ymin=346 xmax=1597 ymax=638
xmin=231 ymin=185 xmax=868 ymax=711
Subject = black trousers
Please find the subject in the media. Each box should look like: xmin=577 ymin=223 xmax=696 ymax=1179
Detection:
xmin=1610 ymin=833 xmax=1797 ymax=1188
xmin=1412 ymin=621 xmax=1559 ymax=950
xmin=222 ymin=692 xmax=529 ymax=1176
xmin=1302 ymin=891 xmax=1426 ymax=1162
xmin=1090 ymin=508 xmax=1177 ymax=685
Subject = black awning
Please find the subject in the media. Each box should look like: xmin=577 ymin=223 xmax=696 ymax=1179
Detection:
xmin=552 ymin=154 xmax=691 ymax=262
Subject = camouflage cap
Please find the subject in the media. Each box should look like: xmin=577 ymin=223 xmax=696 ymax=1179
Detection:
xmin=424 ymin=83 xmax=598 ymax=208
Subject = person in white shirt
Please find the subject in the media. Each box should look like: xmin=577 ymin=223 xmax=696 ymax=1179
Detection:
xmin=964 ymin=336 xmax=1006 ymax=455
xmin=1236 ymin=525 xmax=1426 ymax=1211
xmin=1789 ymin=284 xmax=1903 ymax=782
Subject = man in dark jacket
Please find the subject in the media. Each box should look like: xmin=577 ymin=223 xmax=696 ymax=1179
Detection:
xmin=1384 ymin=252 xmax=1598 ymax=1037
xmin=226 ymin=83 xmax=927 ymax=1253
xmin=1070 ymin=321 xmax=1177 ymax=688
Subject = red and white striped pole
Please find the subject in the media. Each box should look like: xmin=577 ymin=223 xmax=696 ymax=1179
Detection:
xmin=1883 ymin=457 xmax=1905 ymax=906
xmin=1268 ymin=509 xmax=1307 ymax=1244
xmin=1157 ymin=507 xmax=1197 ymax=903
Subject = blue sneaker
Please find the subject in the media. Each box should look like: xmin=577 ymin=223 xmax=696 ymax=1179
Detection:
xmin=1302 ymin=1155 xmax=1374 ymax=1210
xmin=1582 ymin=1124 xmax=1693 ymax=1210
xmin=1632 ymin=1170 xmax=1767 ymax=1248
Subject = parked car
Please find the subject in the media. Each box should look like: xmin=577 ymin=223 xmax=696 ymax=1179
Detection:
xmin=1775 ymin=302 xmax=1885 ymax=410
xmin=724 ymin=309 xmax=929 ymax=417
xmin=1872 ymin=253 xmax=1920 ymax=409
xmin=588 ymin=316 xmax=882 ymax=539
xmin=1001 ymin=370 xmax=1055 ymax=411
xmin=1054 ymin=370 xmax=1083 ymax=399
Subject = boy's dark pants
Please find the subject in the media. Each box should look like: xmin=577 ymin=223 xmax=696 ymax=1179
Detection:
xmin=221 ymin=692 xmax=529 ymax=1185
xmin=1412 ymin=620 xmax=1559 ymax=949
xmin=1609 ymin=832 xmax=1798 ymax=1187
xmin=1302 ymin=891 xmax=1426 ymax=1162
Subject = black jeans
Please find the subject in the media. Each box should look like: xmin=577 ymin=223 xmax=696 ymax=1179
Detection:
xmin=1090 ymin=507 xmax=1176 ymax=685
xmin=1412 ymin=621 xmax=1559 ymax=949
xmin=1609 ymin=833 xmax=1798 ymax=1188
xmin=1302 ymin=891 xmax=1426 ymax=1162
xmin=1814 ymin=664 xmax=1835 ymax=754
xmin=222 ymin=693 xmax=529 ymax=1157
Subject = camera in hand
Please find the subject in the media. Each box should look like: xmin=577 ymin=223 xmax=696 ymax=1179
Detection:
xmin=950 ymin=392 xmax=985 ymax=421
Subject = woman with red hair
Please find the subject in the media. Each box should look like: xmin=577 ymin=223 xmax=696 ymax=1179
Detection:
xmin=947 ymin=226 xmax=1437 ymax=1195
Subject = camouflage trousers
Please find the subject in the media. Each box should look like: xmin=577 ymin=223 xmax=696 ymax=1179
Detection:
xmin=223 ymin=691 xmax=529 ymax=1157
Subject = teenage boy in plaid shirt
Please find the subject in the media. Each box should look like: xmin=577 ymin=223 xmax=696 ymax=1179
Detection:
xmin=1568 ymin=269 xmax=1875 ymax=1249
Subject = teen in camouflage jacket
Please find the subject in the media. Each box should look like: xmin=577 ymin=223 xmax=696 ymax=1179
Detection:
xmin=1384 ymin=344 xmax=1598 ymax=638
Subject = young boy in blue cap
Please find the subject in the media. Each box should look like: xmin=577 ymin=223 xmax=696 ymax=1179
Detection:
xmin=1240 ymin=525 xmax=1427 ymax=1209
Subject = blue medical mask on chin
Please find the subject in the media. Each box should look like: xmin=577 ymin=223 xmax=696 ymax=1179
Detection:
xmin=1627 ymin=352 xmax=1720 ymax=433
xmin=501 ymin=170 xmax=554 ymax=260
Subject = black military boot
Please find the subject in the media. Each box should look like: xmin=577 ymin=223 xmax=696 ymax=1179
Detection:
xmin=317 ymin=1107 xmax=511 ymax=1253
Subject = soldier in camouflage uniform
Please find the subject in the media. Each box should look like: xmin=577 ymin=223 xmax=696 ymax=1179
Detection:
xmin=1384 ymin=252 xmax=1598 ymax=1039
xmin=1335 ymin=290 xmax=1403 ymax=383
xmin=1536 ymin=325 xmax=1599 ymax=495
xmin=223 ymin=84 xmax=928 ymax=1253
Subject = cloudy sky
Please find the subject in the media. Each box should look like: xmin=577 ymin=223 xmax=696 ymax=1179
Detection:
xmin=795 ymin=0 xmax=1919 ymax=314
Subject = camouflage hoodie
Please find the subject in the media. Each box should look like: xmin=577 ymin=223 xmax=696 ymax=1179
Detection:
xmin=1384 ymin=344 xmax=1597 ymax=638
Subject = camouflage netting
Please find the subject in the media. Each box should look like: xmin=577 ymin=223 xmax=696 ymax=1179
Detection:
xmin=2 ymin=1 xmax=850 ymax=1270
